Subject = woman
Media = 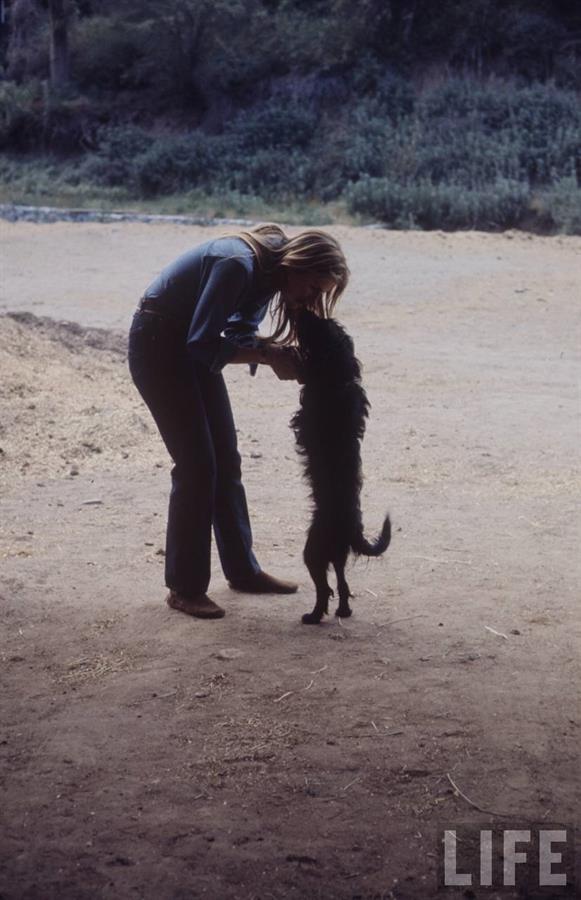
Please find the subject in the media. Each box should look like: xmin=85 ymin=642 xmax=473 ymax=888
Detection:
xmin=128 ymin=223 xmax=349 ymax=619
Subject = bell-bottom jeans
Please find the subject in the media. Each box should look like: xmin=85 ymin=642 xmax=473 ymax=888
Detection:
xmin=128 ymin=311 xmax=260 ymax=597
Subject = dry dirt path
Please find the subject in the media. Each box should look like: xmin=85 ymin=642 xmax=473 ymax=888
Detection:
xmin=0 ymin=221 xmax=580 ymax=899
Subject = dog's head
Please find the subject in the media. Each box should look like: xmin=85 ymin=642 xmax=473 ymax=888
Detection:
xmin=296 ymin=309 xmax=362 ymax=384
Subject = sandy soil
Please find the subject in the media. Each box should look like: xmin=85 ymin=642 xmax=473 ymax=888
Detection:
xmin=0 ymin=220 xmax=580 ymax=900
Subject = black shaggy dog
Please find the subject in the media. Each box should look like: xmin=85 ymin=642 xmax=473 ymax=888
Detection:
xmin=291 ymin=310 xmax=391 ymax=625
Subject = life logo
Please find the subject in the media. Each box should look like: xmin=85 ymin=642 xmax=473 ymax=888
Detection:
xmin=437 ymin=825 xmax=576 ymax=893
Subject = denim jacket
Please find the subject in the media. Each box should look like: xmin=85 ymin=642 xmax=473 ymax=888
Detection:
xmin=142 ymin=236 xmax=272 ymax=373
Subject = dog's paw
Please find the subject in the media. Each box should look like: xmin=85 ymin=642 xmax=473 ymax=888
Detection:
xmin=302 ymin=611 xmax=324 ymax=625
xmin=335 ymin=605 xmax=352 ymax=618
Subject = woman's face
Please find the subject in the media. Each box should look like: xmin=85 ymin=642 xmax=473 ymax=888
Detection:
xmin=281 ymin=270 xmax=336 ymax=311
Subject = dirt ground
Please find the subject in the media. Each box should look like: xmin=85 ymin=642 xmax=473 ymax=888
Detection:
xmin=0 ymin=220 xmax=579 ymax=900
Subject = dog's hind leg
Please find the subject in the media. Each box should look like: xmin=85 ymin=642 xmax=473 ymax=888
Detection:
xmin=333 ymin=553 xmax=353 ymax=618
xmin=302 ymin=528 xmax=333 ymax=625
xmin=302 ymin=563 xmax=333 ymax=625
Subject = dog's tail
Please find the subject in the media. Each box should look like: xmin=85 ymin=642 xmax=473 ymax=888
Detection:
xmin=351 ymin=514 xmax=391 ymax=557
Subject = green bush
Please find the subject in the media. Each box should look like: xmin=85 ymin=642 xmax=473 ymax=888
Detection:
xmin=78 ymin=103 xmax=322 ymax=199
xmin=0 ymin=81 xmax=100 ymax=153
xmin=81 ymin=125 xmax=153 ymax=186
xmin=81 ymin=126 xmax=221 ymax=196
xmin=533 ymin=177 xmax=581 ymax=234
xmin=306 ymin=78 xmax=580 ymax=209
xmin=356 ymin=70 xmax=416 ymax=124
xmin=70 ymin=16 xmax=149 ymax=92
xmin=227 ymin=147 xmax=315 ymax=197
xmin=223 ymin=100 xmax=318 ymax=153
xmin=416 ymin=79 xmax=581 ymax=186
xmin=0 ymin=81 xmax=43 ymax=150
xmin=507 ymin=84 xmax=581 ymax=184
xmin=346 ymin=176 xmax=532 ymax=231
xmin=2 ymin=62 xmax=579 ymax=232
xmin=134 ymin=133 xmax=218 ymax=196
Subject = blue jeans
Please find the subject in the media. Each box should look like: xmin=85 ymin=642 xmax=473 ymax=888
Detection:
xmin=128 ymin=311 xmax=260 ymax=596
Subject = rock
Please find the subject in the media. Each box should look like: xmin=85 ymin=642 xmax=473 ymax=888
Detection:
xmin=214 ymin=648 xmax=244 ymax=660
xmin=0 ymin=203 xmax=256 ymax=229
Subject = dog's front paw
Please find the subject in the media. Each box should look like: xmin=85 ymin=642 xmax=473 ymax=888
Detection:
xmin=302 ymin=611 xmax=324 ymax=625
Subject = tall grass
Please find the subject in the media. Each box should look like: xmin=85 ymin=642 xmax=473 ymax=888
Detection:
xmin=1 ymin=76 xmax=579 ymax=232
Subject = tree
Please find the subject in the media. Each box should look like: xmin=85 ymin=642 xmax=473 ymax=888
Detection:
xmin=4 ymin=0 xmax=45 ymax=80
xmin=47 ymin=0 xmax=69 ymax=88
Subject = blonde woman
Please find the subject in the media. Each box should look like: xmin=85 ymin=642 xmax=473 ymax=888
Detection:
xmin=129 ymin=224 xmax=349 ymax=619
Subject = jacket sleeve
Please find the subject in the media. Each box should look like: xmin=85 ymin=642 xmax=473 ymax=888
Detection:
xmin=222 ymin=302 xmax=270 ymax=348
xmin=186 ymin=257 xmax=250 ymax=372
xmin=223 ymin=301 xmax=270 ymax=376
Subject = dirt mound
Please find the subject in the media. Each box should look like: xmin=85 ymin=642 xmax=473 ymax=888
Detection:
xmin=0 ymin=313 xmax=156 ymax=483
xmin=6 ymin=310 xmax=128 ymax=354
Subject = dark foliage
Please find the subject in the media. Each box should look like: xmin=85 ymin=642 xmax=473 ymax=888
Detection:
xmin=0 ymin=0 xmax=579 ymax=230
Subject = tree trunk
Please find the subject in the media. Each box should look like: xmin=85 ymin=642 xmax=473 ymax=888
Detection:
xmin=48 ymin=0 xmax=69 ymax=89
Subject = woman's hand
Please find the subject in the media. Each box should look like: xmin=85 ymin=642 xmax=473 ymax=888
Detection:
xmin=265 ymin=346 xmax=305 ymax=382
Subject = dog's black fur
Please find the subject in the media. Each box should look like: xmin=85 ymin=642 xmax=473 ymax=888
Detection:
xmin=291 ymin=309 xmax=391 ymax=624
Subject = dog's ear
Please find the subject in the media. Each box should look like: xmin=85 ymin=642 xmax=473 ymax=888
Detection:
xmin=297 ymin=309 xmax=323 ymax=351
xmin=297 ymin=309 xmax=318 ymax=330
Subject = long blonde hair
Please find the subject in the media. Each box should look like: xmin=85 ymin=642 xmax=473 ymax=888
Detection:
xmin=233 ymin=223 xmax=350 ymax=345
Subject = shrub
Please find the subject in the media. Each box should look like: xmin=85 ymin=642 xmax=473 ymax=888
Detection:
xmin=305 ymin=78 xmax=580 ymax=207
xmin=2 ymin=61 xmax=579 ymax=234
xmin=0 ymin=81 xmax=99 ymax=153
xmin=134 ymin=133 xmax=218 ymax=196
xmin=507 ymin=84 xmax=581 ymax=184
xmin=533 ymin=177 xmax=581 ymax=234
xmin=70 ymin=16 xmax=149 ymax=92
xmin=81 ymin=126 xmax=222 ymax=196
xmin=346 ymin=176 xmax=531 ymax=231
xmin=355 ymin=69 xmax=416 ymax=124
xmin=226 ymin=147 xmax=315 ymax=198
xmin=417 ymin=79 xmax=581 ymax=186
xmin=81 ymin=125 xmax=153 ymax=186
xmin=0 ymin=81 xmax=43 ymax=150
xmin=223 ymin=100 xmax=318 ymax=153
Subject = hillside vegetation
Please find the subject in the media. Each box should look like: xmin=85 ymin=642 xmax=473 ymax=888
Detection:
xmin=1 ymin=0 xmax=580 ymax=231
